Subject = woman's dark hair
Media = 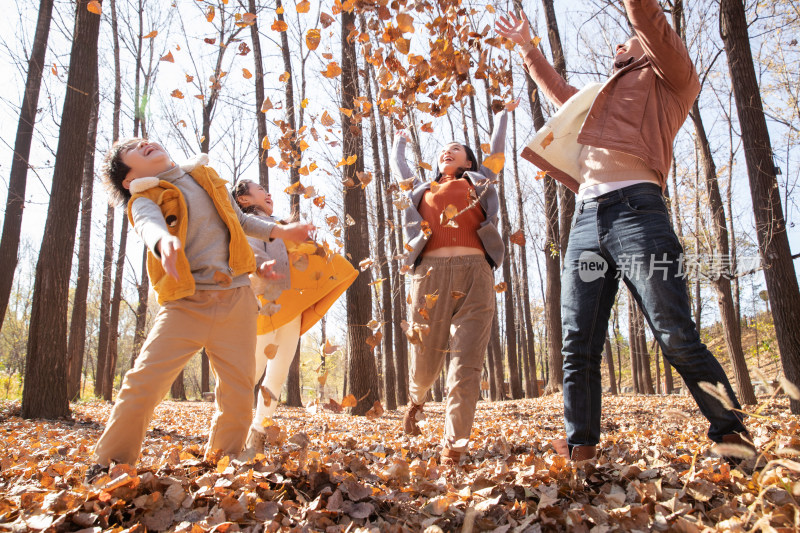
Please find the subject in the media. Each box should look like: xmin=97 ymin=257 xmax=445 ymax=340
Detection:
xmin=232 ymin=179 xmax=259 ymax=214
xmin=432 ymin=142 xmax=479 ymax=182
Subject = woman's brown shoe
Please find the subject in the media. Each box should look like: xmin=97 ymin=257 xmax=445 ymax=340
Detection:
xmin=403 ymin=402 xmax=424 ymax=435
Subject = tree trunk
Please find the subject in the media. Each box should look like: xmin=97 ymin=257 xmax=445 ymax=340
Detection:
xmin=481 ymin=87 xmax=522 ymax=399
xmin=248 ymin=0 xmax=269 ymax=191
xmin=170 ymin=370 xmax=186 ymax=400
xmin=605 ymin=335 xmax=618 ymax=395
xmin=517 ymin=60 xmax=563 ymax=393
xmin=341 ymin=9 xmax=379 ymax=415
xmin=690 ymin=102 xmax=756 ymax=404
xmin=21 ymin=0 xmax=102 ymax=419
xmin=489 ymin=310 xmax=506 ymax=401
xmin=131 ymin=249 xmax=149 ymax=366
xmin=663 ymin=350 xmax=674 ymax=393
xmin=285 ymin=345 xmax=302 ymax=407
xmin=0 ymin=0 xmax=54 ymax=331
xmin=95 ymin=207 xmax=115 ymax=398
xmin=66 ymin=82 xmax=99 ymax=402
xmin=628 ymin=296 xmax=641 ymax=393
xmin=103 ymin=217 xmax=128 ymax=400
xmin=363 ymin=56 xmax=396 ymax=411
xmin=201 ymin=349 xmax=210 ymax=393
xmin=721 ymin=0 xmax=800 ymax=413
xmin=508 ymin=99 xmax=539 ymax=398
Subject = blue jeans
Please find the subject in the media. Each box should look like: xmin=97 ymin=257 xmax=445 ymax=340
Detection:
xmin=561 ymin=183 xmax=746 ymax=447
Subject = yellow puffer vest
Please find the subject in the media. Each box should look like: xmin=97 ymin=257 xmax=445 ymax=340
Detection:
xmin=127 ymin=161 xmax=256 ymax=305
xmin=255 ymin=241 xmax=358 ymax=336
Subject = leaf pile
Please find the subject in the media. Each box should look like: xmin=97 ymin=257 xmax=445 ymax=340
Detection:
xmin=0 ymin=394 xmax=797 ymax=531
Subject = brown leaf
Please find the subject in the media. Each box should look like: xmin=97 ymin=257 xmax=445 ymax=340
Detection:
xmin=509 ymin=229 xmax=526 ymax=247
xmin=263 ymin=344 xmax=278 ymax=359
xmin=341 ymin=394 xmax=357 ymax=408
xmin=365 ymin=401 xmax=384 ymax=420
xmin=160 ymin=51 xmax=175 ymax=63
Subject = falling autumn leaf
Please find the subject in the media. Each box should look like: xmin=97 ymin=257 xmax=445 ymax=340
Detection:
xmin=494 ymin=282 xmax=507 ymax=293
xmin=320 ymin=12 xmax=334 ymax=28
xmin=306 ymin=29 xmax=321 ymax=50
xmin=482 ymin=152 xmax=506 ymax=174
xmin=271 ymin=19 xmax=288 ymax=32
xmin=296 ymin=0 xmax=310 ymax=13
xmin=509 ymin=229 xmax=526 ymax=247
xmin=242 ymin=68 xmax=252 ymax=79
xmin=87 ymin=0 xmax=102 ymax=15
xmin=340 ymin=394 xmax=357 ymax=408
xmin=396 ymin=13 xmax=415 ymax=33
xmin=540 ymin=131 xmax=555 ymax=149
xmin=143 ymin=30 xmax=158 ymax=39
xmin=206 ymin=5 xmax=215 ymax=22
xmin=321 ymin=62 xmax=343 ymax=78
xmin=263 ymin=344 xmax=278 ymax=359
xmin=170 ymin=89 xmax=184 ymax=99
xmin=160 ymin=51 xmax=175 ymax=63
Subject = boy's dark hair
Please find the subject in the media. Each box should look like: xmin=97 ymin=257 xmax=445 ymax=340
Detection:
xmin=232 ymin=179 xmax=259 ymax=214
xmin=432 ymin=142 xmax=479 ymax=182
xmin=102 ymin=137 xmax=144 ymax=206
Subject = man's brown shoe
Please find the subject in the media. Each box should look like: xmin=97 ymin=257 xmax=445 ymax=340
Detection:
xmin=551 ymin=438 xmax=596 ymax=461
xmin=403 ymin=402 xmax=424 ymax=436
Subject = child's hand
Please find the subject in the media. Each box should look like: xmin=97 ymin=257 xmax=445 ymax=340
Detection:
xmin=395 ymin=129 xmax=412 ymax=142
xmin=158 ymin=235 xmax=182 ymax=280
xmin=257 ymin=260 xmax=282 ymax=280
xmin=272 ymin=222 xmax=315 ymax=242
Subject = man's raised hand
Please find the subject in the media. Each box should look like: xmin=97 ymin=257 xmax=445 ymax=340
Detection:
xmin=158 ymin=235 xmax=181 ymax=281
xmin=495 ymin=11 xmax=533 ymax=46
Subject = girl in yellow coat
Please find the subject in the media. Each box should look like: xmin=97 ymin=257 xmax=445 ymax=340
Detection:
xmin=233 ymin=180 xmax=358 ymax=456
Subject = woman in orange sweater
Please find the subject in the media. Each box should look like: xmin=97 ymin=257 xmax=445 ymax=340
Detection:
xmin=391 ymin=102 xmax=515 ymax=465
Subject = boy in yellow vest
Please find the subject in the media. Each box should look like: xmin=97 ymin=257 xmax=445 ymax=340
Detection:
xmin=87 ymin=139 xmax=313 ymax=479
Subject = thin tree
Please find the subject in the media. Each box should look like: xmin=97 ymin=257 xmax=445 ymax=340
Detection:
xmin=605 ymin=334 xmax=618 ymax=395
xmin=341 ymin=8 xmax=379 ymax=415
xmin=22 ymin=0 xmax=104 ymax=419
xmin=66 ymin=82 xmax=100 ymax=402
xmin=0 ymin=0 xmax=55 ymax=331
xmin=248 ymin=0 xmax=269 ymax=191
xmin=362 ymin=49 xmax=396 ymax=411
xmin=720 ymin=0 xmax=800 ymax=412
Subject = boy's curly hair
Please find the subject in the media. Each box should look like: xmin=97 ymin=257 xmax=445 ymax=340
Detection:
xmin=102 ymin=137 xmax=144 ymax=206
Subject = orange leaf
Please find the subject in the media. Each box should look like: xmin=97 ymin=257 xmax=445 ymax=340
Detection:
xmin=271 ymin=19 xmax=288 ymax=32
xmin=535 ymin=170 xmax=548 ymax=180
xmin=509 ymin=229 xmax=526 ymax=247
xmin=185 ymin=74 xmax=194 ymax=83
xmin=420 ymin=122 xmax=433 ymax=133
xmin=313 ymin=196 xmax=326 ymax=208
xmin=206 ymin=5 xmax=215 ymax=22
xmin=279 ymin=71 xmax=290 ymax=83
xmin=242 ymin=68 xmax=252 ymax=79
xmin=143 ymin=30 xmax=158 ymax=39
xmin=296 ymin=0 xmax=310 ymax=13
xmin=341 ymin=394 xmax=357 ymax=408
xmin=494 ymin=282 xmax=507 ymax=293
xmin=87 ymin=1 xmax=102 ymax=15
xmin=170 ymin=89 xmax=184 ymax=99
xmin=321 ymin=110 xmax=335 ymax=127
xmin=365 ymin=401 xmax=384 ymax=420
xmin=306 ymin=29 xmax=321 ymax=51
xmin=261 ymin=136 xmax=270 ymax=150
xmin=263 ymin=344 xmax=278 ymax=359
xmin=160 ymin=51 xmax=175 ymax=63
xmin=261 ymin=97 xmax=274 ymax=112
xmin=540 ymin=131 xmax=555 ymax=149
xmin=482 ymin=152 xmax=505 ymax=174
xmin=396 ymin=13 xmax=414 ymax=33
xmin=51 ymin=63 xmax=57 ymax=75
xmin=322 ymin=62 xmax=342 ymax=78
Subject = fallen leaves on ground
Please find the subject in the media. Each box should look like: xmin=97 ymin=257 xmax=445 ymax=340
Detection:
xmin=0 ymin=394 xmax=797 ymax=531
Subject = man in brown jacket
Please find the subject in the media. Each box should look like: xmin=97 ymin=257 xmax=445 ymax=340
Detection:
xmin=497 ymin=0 xmax=752 ymax=461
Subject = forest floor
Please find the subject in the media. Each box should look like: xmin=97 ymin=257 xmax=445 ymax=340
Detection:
xmin=0 ymin=392 xmax=798 ymax=532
